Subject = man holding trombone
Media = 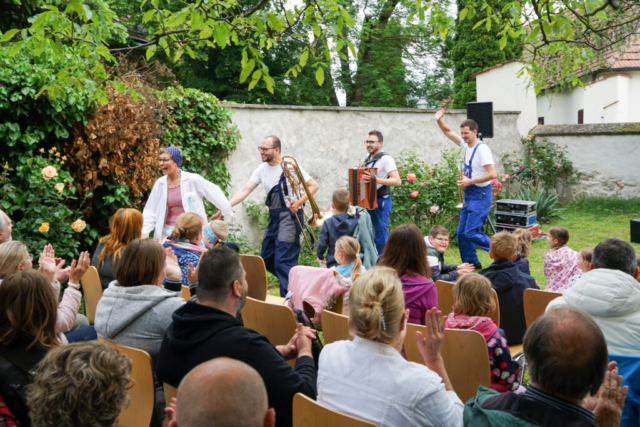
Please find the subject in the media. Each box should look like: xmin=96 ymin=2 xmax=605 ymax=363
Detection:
xmin=435 ymin=109 xmax=497 ymax=270
xmin=221 ymin=135 xmax=319 ymax=297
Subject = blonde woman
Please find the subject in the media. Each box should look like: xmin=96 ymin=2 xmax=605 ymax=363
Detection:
xmin=317 ymin=267 xmax=463 ymax=427
xmin=163 ymin=212 xmax=206 ymax=289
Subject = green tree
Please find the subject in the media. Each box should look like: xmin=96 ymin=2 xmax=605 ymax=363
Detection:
xmin=451 ymin=0 xmax=522 ymax=108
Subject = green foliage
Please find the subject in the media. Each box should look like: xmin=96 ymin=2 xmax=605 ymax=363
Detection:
xmin=451 ymin=0 xmax=522 ymax=108
xmin=0 ymin=153 xmax=99 ymax=259
xmin=390 ymin=149 xmax=462 ymax=237
xmin=511 ymin=188 xmax=564 ymax=224
xmin=161 ymin=87 xmax=240 ymax=190
xmin=246 ymin=201 xmax=270 ymax=232
xmin=0 ymin=43 xmax=96 ymax=157
xmin=501 ymin=135 xmax=578 ymax=195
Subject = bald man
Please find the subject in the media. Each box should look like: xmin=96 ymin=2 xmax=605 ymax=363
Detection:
xmin=165 ymin=358 xmax=275 ymax=427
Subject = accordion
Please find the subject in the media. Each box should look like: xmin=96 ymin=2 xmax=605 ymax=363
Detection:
xmin=349 ymin=167 xmax=378 ymax=210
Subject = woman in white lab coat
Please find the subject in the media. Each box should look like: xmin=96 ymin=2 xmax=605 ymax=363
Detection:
xmin=142 ymin=147 xmax=233 ymax=243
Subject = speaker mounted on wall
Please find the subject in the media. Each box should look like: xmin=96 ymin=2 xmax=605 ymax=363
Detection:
xmin=466 ymin=102 xmax=494 ymax=139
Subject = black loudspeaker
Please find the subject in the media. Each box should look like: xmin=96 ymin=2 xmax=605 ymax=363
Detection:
xmin=631 ymin=219 xmax=640 ymax=243
xmin=467 ymin=102 xmax=494 ymax=139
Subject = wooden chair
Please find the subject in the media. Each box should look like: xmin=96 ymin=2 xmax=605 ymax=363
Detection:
xmin=321 ymin=310 xmax=352 ymax=345
xmin=524 ymin=288 xmax=562 ymax=328
xmin=239 ymin=254 xmax=268 ymax=301
xmin=404 ymin=324 xmax=490 ymax=403
xmin=293 ymin=393 xmax=377 ymax=427
xmin=163 ymin=383 xmax=177 ymax=407
xmin=81 ymin=266 xmax=103 ymax=325
xmin=436 ymin=280 xmax=500 ymax=327
xmin=242 ymin=297 xmax=297 ymax=347
xmin=181 ymin=285 xmax=191 ymax=303
xmin=98 ymin=338 xmax=154 ymax=427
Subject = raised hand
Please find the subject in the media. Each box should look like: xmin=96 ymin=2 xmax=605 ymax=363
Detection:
xmin=416 ymin=308 xmax=445 ymax=364
xmin=594 ymin=366 xmax=629 ymax=427
xmin=209 ymin=211 xmax=224 ymax=220
xmin=68 ymin=251 xmax=91 ymax=284
xmin=165 ymin=247 xmax=182 ymax=279
xmin=38 ymin=244 xmax=57 ymax=283
xmin=54 ymin=258 xmax=71 ymax=283
xmin=435 ymin=108 xmax=445 ymax=121
xmin=186 ymin=251 xmax=207 ymax=285
xmin=457 ymin=263 xmax=475 ymax=275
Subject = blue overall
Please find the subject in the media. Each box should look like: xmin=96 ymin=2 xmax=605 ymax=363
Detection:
xmin=458 ymin=143 xmax=492 ymax=265
xmin=365 ymin=154 xmax=392 ymax=255
xmin=260 ymin=173 xmax=303 ymax=297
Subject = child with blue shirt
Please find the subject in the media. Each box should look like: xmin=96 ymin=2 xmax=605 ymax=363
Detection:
xmin=317 ymin=189 xmax=359 ymax=268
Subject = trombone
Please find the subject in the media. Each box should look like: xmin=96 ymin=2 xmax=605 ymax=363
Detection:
xmin=280 ymin=156 xmax=323 ymax=253
xmin=456 ymin=160 xmax=465 ymax=209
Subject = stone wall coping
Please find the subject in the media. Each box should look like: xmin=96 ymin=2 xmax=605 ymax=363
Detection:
xmin=531 ymin=123 xmax=640 ymax=136
xmin=226 ymin=103 xmax=521 ymax=115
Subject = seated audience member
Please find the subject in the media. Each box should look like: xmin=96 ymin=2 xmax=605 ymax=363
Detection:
xmin=379 ymin=224 xmax=436 ymax=325
xmin=0 ymin=210 xmax=12 ymax=244
xmin=163 ymin=212 xmax=205 ymax=289
xmin=204 ymin=220 xmax=240 ymax=252
xmin=511 ymin=228 xmax=532 ymax=276
xmin=0 ymin=270 xmax=58 ymax=426
xmin=0 ymin=242 xmax=92 ymax=343
xmin=547 ymin=237 xmax=640 ymax=355
xmin=95 ymin=238 xmax=185 ymax=427
xmin=156 ymin=246 xmax=317 ymax=427
xmin=164 ymin=358 xmax=275 ymax=427
xmin=330 ymin=236 xmax=364 ymax=314
xmin=569 ymin=247 xmax=593 ymax=287
xmin=480 ymin=232 xmax=539 ymax=345
xmin=446 ymin=274 xmax=521 ymax=393
xmin=544 ymin=226 xmax=580 ymax=292
xmin=25 ymin=342 xmax=131 ymax=427
xmin=425 ymin=225 xmax=474 ymax=282
xmin=464 ymin=307 xmax=628 ymax=427
xmin=317 ymin=267 xmax=463 ymax=427
xmin=317 ymin=189 xmax=359 ymax=268
xmin=91 ymin=208 xmax=143 ymax=290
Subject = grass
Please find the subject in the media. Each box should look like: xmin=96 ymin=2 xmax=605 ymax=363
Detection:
xmin=266 ymin=197 xmax=640 ymax=295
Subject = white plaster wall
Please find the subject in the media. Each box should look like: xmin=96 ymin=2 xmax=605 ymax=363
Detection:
xmin=225 ymin=105 xmax=523 ymax=245
xmin=584 ymin=75 xmax=631 ymax=124
xmin=537 ymin=87 xmax=585 ymax=125
xmin=539 ymin=133 xmax=640 ymax=198
xmin=476 ymin=61 xmax=538 ymax=136
xmin=629 ymin=71 xmax=640 ymax=121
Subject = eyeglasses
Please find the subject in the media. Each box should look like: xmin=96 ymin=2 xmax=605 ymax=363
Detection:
xmin=435 ymin=237 xmax=450 ymax=243
xmin=364 ymin=140 xmax=379 ymax=145
xmin=258 ymin=147 xmax=275 ymax=152
xmin=158 ymin=158 xmax=173 ymax=163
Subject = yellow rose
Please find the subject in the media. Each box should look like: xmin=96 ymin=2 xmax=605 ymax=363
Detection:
xmin=41 ymin=166 xmax=58 ymax=180
xmin=39 ymin=148 xmax=45 ymax=153
xmin=55 ymin=183 xmax=64 ymax=193
xmin=71 ymin=219 xmax=86 ymax=233
xmin=55 ymin=152 xmax=60 ymax=157
xmin=39 ymin=222 xmax=50 ymax=233
xmin=62 ymin=156 xmax=67 ymax=161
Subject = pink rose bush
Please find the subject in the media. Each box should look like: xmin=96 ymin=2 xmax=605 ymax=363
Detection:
xmin=430 ymin=206 xmax=439 ymax=214
xmin=406 ymin=173 xmax=416 ymax=183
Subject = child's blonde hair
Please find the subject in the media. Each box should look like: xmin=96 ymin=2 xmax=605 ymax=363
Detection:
xmin=452 ymin=274 xmax=496 ymax=317
xmin=548 ymin=226 xmax=569 ymax=249
xmin=335 ymin=236 xmax=362 ymax=282
xmin=512 ymin=228 xmax=532 ymax=258
xmin=579 ymin=248 xmax=594 ymax=263
xmin=489 ymin=231 xmax=517 ymax=262
xmin=171 ymin=213 xmax=204 ymax=241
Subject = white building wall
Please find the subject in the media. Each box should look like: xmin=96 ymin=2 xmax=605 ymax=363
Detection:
xmin=537 ymin=86 xmax=585 ymax=125
xmin=629 ymin=71 xmax=640 ymax=120
xmin=584 ymin=75 xmax=632 ymax=124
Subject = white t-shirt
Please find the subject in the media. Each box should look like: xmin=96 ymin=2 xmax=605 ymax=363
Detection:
xmin=250 ymin=162 xmax=312 ymax=206
xmin=461 ymin=141 xmax=494 ymax=187
xmin=365 ymin=154 xmax=397 ymax=190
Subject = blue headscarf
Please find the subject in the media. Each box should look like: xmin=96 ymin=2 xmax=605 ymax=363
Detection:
xmin=165 ymin=147 xmax=183 ymax=169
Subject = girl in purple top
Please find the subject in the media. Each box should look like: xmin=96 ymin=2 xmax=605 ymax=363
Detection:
xmin=378 ymin=224 xmax=436 ymax=325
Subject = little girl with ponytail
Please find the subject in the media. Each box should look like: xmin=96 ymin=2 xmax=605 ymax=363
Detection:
xmin=331 ymin=236 xmax=365 ymax=282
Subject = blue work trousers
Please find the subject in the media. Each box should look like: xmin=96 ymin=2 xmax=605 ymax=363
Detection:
xmin=261 ymin=210 xmax=302 ymax=297
xmin=369 ymin=195 xmax=392 ymax=255
xmin=457 ymin=184 xmax=492 ymax=265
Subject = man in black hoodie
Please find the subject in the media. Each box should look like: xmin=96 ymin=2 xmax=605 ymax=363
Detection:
xmin=480 ymin=232 xmax=539 ymax=345
xmin=156 ymin=246 xmax=317 ymax=427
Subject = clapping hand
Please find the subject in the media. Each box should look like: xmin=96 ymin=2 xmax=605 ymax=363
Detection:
xmin=457 ymin=263 xmax=475 ymax=275
xmin=435 ymin=108 xmax=445 ymax=121
xmin=38 ymin=244 xmax=57 ymax=283
xmin=582 ymin=361 xmax=629 ymax=427
xmin=68 ymin=251 xmax=90 ymax=284
xmin=165 ymin=248 xmax=182 ymax=279
xmin=186 ymin=251 xmax=207 ymax=285
xmin=416 ymin=308 xmax=445 ymax=364
xmin=279 ymin=324 xmax=316 ymax=360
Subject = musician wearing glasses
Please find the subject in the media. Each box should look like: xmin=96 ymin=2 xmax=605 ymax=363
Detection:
xmin=435 ymin=109 xmax=497 ymax=270
xmin=142 ymin=146 xmax=234 ymax=243
xmin=222 ymin=135 xmax=319 ymax=297
xmin=362 ymin=130 xmax=402 ymax=254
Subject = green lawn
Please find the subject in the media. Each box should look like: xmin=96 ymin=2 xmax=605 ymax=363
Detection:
xmin=267 ymin=198 xmax=640 ymax=295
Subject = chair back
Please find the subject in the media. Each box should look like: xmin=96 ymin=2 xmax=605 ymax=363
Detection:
xmin=163 ymin=383 xmax=177 ymax=407
xmin=436 ymin=280 xmax=500 ymax=327
xmin=321 ymin=310 xmax=352 ymax=345
xmin=609 ymin=353 xmax=640 ymax=427
xmin=81 ymin=266 xmax=103 ymax=324
xmin=293 ymin=393 xmax=377 ymax=427
xmin=404 ymin=324 xmax=490 ymax=403
xmin=242 ymin=297 xmax=297 ymax=347
xmin=98 ymin=338 xmax=154 ymax=427
xmin=181 ymin=285 xmax=191 ymax=303
xmin=523 ymin=289 xmax=562 ymax=328
xmin=240 ymin=254 xmax=268 ymax=301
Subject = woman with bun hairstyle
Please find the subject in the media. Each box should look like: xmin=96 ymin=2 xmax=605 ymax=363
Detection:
xmin=142 ymin=146 xmax=234 ymax=243
xmin=163 ymin=212 xmax=205 ymax=289
xmin=317 ymin=267 xmax=463 ymax=427
xmin=91 ymin=208 xmax=143 ymax=290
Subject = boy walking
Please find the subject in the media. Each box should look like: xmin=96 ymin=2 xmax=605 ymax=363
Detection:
xmin=317 ymin=189 xmax=360 ymax=268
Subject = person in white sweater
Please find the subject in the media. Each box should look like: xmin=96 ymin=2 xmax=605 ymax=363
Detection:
xmin=317 ymin=266 xmax=464 ymax=427
xmin=546 ymin=237 xmax=640 ymax=356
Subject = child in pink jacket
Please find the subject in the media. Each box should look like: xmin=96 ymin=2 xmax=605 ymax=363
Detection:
xmin=544 ymin=227 xmax=580 ymax=293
